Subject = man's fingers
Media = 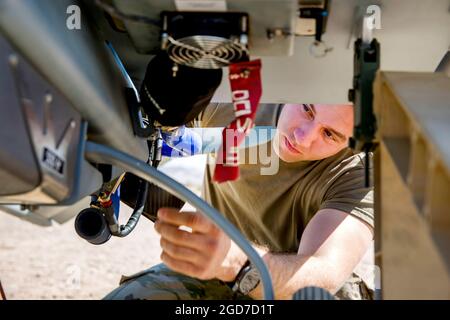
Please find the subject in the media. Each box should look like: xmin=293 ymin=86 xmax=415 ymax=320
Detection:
xmin=160 ymin=252 xmax=206 ymax=279
xmin=154 ymin=220 xmax=211 ymax=250
xmin=157 ymin=207 xmax=213 ymax=233
xmin=160 ymin=238 xmax=206 ymax=265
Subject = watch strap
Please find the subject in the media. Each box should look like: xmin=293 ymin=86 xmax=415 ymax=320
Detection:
xmin=231 ymin=260 xmax=251 ymax=293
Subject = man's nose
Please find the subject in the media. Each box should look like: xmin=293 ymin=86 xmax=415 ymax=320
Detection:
xmin=293 ymin=123 xmax=320 ymax=149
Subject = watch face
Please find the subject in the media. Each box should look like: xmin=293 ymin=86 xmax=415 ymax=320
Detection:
xmin=239 ymin=266 xmax=261 ymax=295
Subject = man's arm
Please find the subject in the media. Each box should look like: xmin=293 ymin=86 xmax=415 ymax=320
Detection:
xmin=154 ymin=207 xmax=373 ymax=300
xmin=247 ymin=208 xmax=373 ymax=299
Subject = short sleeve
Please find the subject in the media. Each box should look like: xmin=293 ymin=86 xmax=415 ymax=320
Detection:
xmin=319 ymin=154 xmax=374 ymax=229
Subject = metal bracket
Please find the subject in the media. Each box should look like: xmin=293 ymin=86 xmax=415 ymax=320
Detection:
xmin=348 ymin=31 xmax=380 ymax=186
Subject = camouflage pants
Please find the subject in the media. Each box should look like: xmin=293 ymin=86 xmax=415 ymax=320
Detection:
xmin=103 ymin=264 xmax=373 ymax=300
xmin=103 ymin=263 xmax=252 ymax=300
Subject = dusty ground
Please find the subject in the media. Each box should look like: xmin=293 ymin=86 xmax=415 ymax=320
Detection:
xmin=0 ymin=156 xmax=206 ymax=300
xmin=0 ymin=205 xmax=161 ymax=300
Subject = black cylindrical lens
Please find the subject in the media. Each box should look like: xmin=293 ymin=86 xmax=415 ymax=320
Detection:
xmin=74 ymin=207 xmax=111 ymax=245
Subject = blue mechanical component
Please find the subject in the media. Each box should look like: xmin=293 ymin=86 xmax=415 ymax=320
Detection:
xmin=111 ymin=186 xmax=121 ymax=219
xmin=161 ymin=126 xmax=202 ymax=157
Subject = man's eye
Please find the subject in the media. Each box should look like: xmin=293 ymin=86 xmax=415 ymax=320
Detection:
xmin=324 ymin=129 xmax=335 ymax=140
xmin=302 ymin=104 xmax=313 ymax=118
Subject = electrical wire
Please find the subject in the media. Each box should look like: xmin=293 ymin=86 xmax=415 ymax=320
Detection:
xmin=114 ymin=178 xmax=149 ymax=237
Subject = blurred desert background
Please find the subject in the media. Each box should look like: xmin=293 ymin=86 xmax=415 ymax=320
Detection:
xmin=0 ymin=156 xmax=206 ymax=300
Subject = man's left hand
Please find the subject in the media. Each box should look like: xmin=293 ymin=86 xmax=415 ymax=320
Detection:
xmin=154 ymin=207 xmax=247 ymax=282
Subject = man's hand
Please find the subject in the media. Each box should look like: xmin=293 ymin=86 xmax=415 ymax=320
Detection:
xmin=154 ymin=207 xmax=247 ymax=282
xmin=154 ymin=207 xmax=373 ymax=299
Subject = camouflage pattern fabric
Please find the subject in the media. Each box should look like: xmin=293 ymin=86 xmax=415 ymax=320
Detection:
xmin=103 ymin=264 xmax=253 ymax=300
xmin=334 ymin=273 xmax=375 ymax=300
xmin=103 ymin=264 xmax=373 ymax=300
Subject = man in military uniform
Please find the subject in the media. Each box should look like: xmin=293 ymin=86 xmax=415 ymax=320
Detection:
xmin=104 ymin=103 xmax=374 ymax=300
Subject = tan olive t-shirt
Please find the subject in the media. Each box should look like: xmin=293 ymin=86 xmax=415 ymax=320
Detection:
xmin=198 ymin=103 xmax=374 ymax=254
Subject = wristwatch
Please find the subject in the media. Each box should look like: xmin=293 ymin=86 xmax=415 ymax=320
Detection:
xmin=231 ymin=260 xmax=261 ymax=295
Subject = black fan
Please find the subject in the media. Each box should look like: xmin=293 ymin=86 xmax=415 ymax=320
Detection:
xmin=166 ymin=35 xmax=247 ymax=69
xmin=161 ymin=11 xmax=249 ymax=69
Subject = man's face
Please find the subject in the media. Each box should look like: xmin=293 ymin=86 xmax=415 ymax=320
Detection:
xmin=273 ymin=104 xmax=354 ymax=162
